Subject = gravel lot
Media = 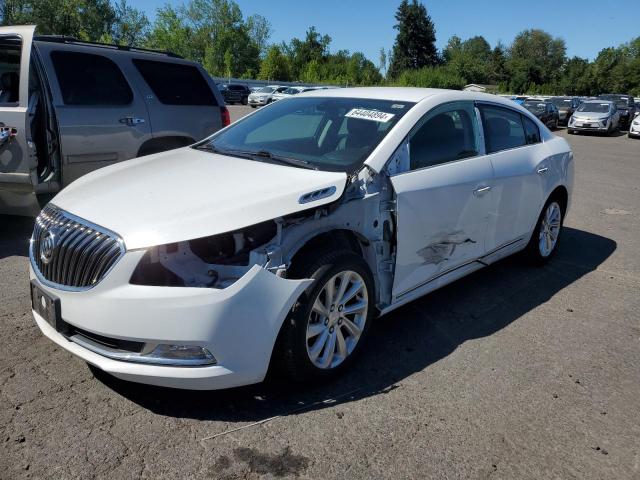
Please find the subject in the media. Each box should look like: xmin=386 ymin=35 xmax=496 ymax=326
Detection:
xmin=1 ymin=110 xmax=639 ymax=479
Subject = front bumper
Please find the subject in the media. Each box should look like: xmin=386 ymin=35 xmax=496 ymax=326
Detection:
xmin=248 ymin=97 xmax=268 ymax=106
xmin=30 ymin=251 xmax=311 ymax=390
xmin=569 ymin=118 xmax=610 ymax=132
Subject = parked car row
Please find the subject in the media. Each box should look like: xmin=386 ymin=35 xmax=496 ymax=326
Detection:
xmin=506 ymin=93 xmax=638 ymax=138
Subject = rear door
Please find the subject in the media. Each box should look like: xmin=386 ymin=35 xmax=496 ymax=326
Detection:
xmin=478 ymin=103 xmax=547 ymax=254
xmin=129 ymin=58 xmax=222 ymax=143
xmin=0 ymin=25 xmax=40 ymax=215
xmin=35 ymin=42 xmax=152 ymax=186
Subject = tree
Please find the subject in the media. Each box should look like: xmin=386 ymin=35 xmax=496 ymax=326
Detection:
xmin=442 ymin=35 xmax=492 ymax=84
xmin=246 ymin=14 xmax=271 ymax=57
xmin=258 ymin=45 xmax=290 ymax=81
xmin=283 ymin=26 xmax=331 ymax=79
xmin=378 ymin=47 xmax=387 ymax=77
xmin=109 ymin=0 xmax=149 ymax=46
xmin=506 ymin=29 xmax=566 ymax=92
xmin=387 ymin=0 xmax=438 ymax=79
xmin=1 ymin=0 xmax=116 ymax=40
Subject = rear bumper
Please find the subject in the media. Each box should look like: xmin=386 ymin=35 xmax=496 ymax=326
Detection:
xmin=30 ymin=252 xmax=311 ymax=390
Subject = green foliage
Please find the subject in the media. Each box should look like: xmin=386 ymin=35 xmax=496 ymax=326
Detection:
xmin=388 ymin=0 xmax=438 ymax=79
xmin=1 ymin=0 xmax=118 ymax=40
xmin=258 ymin=45 xmax=290 ymax=81
xmin=394 ymin=66 xmax=465 ymax=90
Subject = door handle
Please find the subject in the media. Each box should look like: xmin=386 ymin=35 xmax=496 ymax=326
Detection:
xmin=473 ymin=186 xmax=492 ymax=196
xmin=119 ymin=116 xmax=145 ymax=126
xmin=537 ymin=167 xmax=549 ymax=175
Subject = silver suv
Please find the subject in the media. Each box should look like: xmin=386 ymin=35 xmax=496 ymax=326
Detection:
xmin=0 ymin=26 xmax=228 ymax=216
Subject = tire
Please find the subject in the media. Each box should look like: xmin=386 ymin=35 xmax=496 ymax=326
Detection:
xmin=523 ymin=197 xmax=564 ymax=265
xmin=275 ymin=249 xmax=375 ymax=383
xmin=242 ymin=96 xmax=248 ymax=105
xmin=250 ymin=105 xmax=256 ymax=108
xmin=567 ymin=129 xmax=574 ymax=134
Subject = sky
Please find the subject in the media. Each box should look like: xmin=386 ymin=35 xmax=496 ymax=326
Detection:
xmin=135 ymin=0 xmax=638 ymax=64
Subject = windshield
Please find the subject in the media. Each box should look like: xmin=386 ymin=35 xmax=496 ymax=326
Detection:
xmin=282 ymin=88 xmax=300 ymax=95
xmin=524 ymin=101 xmax=546 ymax=112
xmin=550 ymin=97 xmax=571 ymax=107
xmin=198 ymin=97 xmax=415 ymax=172
xmin=598 ymin=95 xmax=629 ymax=108
xmin=257 ymin=86 xmax=277 ymax=93
xmin=577 ymin=103 xmax=611 ymax=114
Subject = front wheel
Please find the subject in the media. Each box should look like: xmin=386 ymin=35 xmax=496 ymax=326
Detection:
xmin=275 ymin=250 xmax=374 ymax=382
xmin=524 ymin=199 xmax=564 ymax=264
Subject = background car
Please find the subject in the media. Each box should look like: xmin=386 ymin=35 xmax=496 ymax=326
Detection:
xmin=247 ymin=85 xmax=288 ymax=107
xmin=522 ymin=99 xmax=559 ymax=129
xmin=220 ymin=83 xmax=250 ymax=105
xmin=628 ymin=111 xmax=640 ymax=139
xmin=549 ymin=96 xmax=581 ymax=126
xmin=271 ymin=86 xmax=306 ymax=101
xmin=568 ymin=100 xmax=620 ymax=135
xmin=597 ymin=94 xmax=636 ymax=130
xmin=0 ymin=26 xmax=227 ymax=216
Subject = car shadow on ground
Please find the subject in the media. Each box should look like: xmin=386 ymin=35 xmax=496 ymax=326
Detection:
xmin=0 ymin=214 xmax=34 ymax=259
xmin=90 ymin=226 xmax=616 ymax=426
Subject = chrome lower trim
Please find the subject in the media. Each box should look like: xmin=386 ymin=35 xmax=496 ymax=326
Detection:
xmin=70 ymin=335 xmax=217 ymax=367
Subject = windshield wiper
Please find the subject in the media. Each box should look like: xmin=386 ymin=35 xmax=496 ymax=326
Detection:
xmin=247 ymin=150 xmax=317 ymax=170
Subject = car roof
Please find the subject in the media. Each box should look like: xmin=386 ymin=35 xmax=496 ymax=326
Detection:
xmin=298 ymin=87 xmax=545 ymax=110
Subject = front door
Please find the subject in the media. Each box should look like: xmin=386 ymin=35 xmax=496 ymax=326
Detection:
xmin=390 ymin=101 xmax=493 ymax=300
xmin=0 ymin=26 xmax=40 ymax=215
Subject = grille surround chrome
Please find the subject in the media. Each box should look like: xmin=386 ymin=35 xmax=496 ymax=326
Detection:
xmin=30 ymin=204 xmax=126 ymax=291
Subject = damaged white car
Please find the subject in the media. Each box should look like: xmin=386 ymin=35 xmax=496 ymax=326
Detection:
xmin=29 ymin=88 xmax=574 ymax=390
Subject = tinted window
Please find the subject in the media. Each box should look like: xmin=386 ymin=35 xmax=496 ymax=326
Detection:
xmin=523 ymin=116 xmax=540 ymax=144
xmin=409 ymin=102 xmax=479 ymax=170
xmin=51 ymin=51 xmax=132 ymax=105
xmin=0 ymin=37 xmax=21 ymax=104
xmin=133 ymin=59 xmax=216 ymax=106
xmin=480 ymin=105 xmax=526 ymax=153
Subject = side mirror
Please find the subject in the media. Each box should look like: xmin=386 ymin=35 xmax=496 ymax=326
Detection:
xmin=634 ymin=111 xmax=640 ymax=118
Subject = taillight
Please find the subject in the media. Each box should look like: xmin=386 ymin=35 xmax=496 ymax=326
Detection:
xmin=221 ymin=106 xmax=231 ymax=127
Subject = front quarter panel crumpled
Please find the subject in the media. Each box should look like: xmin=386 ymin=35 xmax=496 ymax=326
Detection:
xmin=30 ymin=250 xmax=312 ymax=390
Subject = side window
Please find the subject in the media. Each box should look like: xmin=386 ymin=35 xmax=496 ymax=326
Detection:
xmin=522 ymin=115 xmax=541 ymax=144
xmin=408 ymin=102 xmax=479 ymax=170
xmin=133 ymin=59 xmax=217 ymax=106
xmin=0 ymin=37 xmax=21 ymax=104
xmin=480 ymin=105 xmax=526 ymax=153
xmin=51 ymin=51 xmax=132 ymax=105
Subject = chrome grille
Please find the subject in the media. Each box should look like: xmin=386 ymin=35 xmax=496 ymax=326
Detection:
xmin=30 ymin=204 xmax=125 ymax=290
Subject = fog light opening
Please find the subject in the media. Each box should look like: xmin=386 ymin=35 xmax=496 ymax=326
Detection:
xmin=143 ymin=344 xmax=217 ymax=366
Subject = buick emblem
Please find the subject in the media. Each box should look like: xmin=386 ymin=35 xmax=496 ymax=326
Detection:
xmin=40 ymin=230 xmax=58 ymax=265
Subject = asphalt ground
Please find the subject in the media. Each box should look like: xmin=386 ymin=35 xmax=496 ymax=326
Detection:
xmin=1 ymin=110 xmax=639 ymax=479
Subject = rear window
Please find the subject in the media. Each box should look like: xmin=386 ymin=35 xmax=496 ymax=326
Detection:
xmin=133 ymin=59 xmax=217 ymax=106
xmin=480 ymin=105 xmax=527 ymax=153
xmin=51 ymin=51 xmax=132 ymax=105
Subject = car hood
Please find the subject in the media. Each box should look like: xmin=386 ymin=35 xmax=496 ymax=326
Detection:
xmin=51 ymin=148 xmax=347 ymax=250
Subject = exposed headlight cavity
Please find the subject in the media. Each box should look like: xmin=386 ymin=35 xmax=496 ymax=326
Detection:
xmin=130 ymin=220 xmax=277 ymax=288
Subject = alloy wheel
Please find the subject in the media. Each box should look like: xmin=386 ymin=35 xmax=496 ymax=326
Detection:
xmin=539 ymin=201 xmax=562 ymax=257
xmin=306 ymin=270 xmax=368 ymax=369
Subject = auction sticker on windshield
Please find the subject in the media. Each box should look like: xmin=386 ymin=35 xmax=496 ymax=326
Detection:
xmin=346 ymin=108 xmax=396 ymax=123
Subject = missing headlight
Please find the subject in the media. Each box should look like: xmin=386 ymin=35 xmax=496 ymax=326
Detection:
xmin=130 ymin=221 xmax=278 ymax=288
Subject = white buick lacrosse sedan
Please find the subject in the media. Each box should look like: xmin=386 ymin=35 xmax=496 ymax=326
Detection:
xmin=30 ymin=88 xmax=573 ymax=390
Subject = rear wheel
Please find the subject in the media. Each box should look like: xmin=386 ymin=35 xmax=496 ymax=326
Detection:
xmin=524 ymin=198 xmax=564 ymax=264
xmin=275 ymin=250 xmax=374 ymax=382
